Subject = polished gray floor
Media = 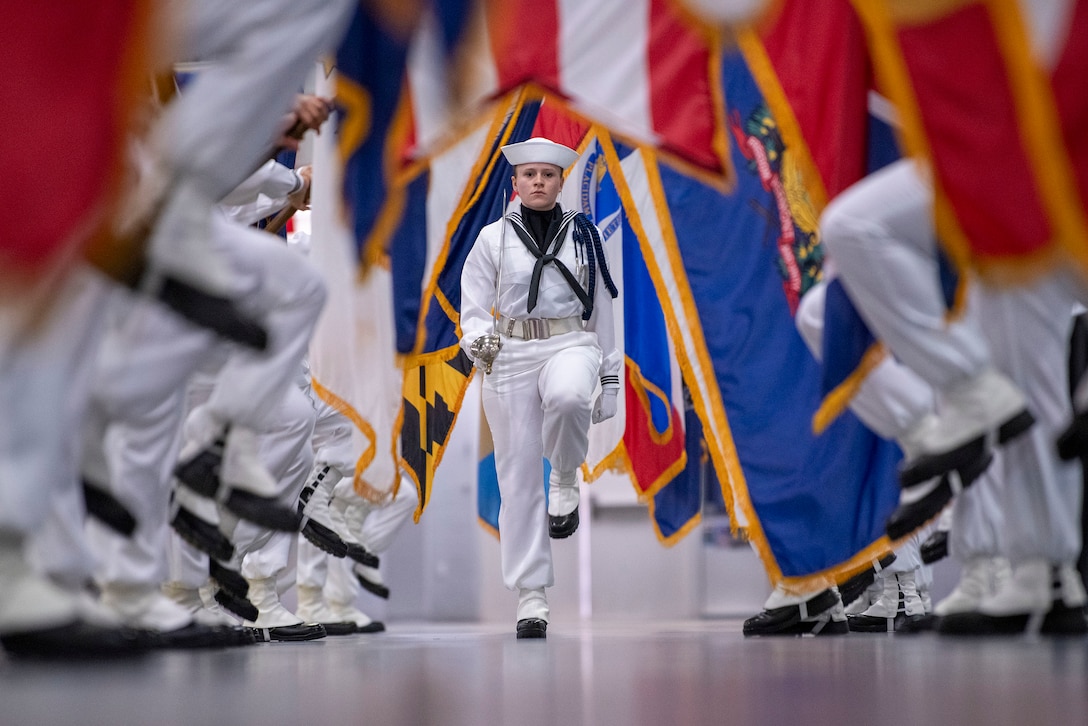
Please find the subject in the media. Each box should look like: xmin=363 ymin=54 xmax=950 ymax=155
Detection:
xmin=2 ymin=619 xmax=1087 ymax=726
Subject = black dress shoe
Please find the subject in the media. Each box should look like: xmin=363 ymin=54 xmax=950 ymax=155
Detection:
xmin=839 ymin=554 xmax=897 ymax=609
xmin=222 ymin=489 xmax=301 ymax=532
xmin=1 ymin=620 xmax=154 ymax=659
xmin=153 ymin=622 xmax=256 ymax=649
xmin=318 ymin=621 xmax=358 ymax=636
xmin=213 ymin=589 xmax=259 ymax=623
xmin=174 ymin=438 xmax=226 ymax=498
xmin=743 ymin=588 xmax=840 ymax=636
xmin=921 ymin=530 xmax=950 ymax=564
xmin=897 ymin=408 xmax=1034 ymax=487
xmin=346 ymin=544 xmax=380 ymax=568
xmin=516 ymin=618 xmax=547 ymax=639
xmin=156 ymin=276 xmax=268 ymax=351
xmin=249 ymin=623 xmax=327 ymax=642
xmin=886 ymin=451 xmax=993 ymax=541
xmin=171 ymin=506 xmax=235 ymax=561
xmin=549 ymin=508 xmax=579 ymax=539
xmin=357 ymin=621 xmax=386 ymax=634
xmin=81 ymin=479 xmax=137 ymax=536
xmin=354 ymin=566 xmax=390 ymax=600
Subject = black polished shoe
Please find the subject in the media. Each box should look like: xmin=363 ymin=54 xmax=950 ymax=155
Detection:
xmin=921 ymin=530 xmax=950 ymax=564
xmin=249 ymin=623 xmax=327 ymax=642
xmin=549 ymin=507 xmax=579 ymax=539
xmin=939 ymin=602 xmax=1088 ymax=636
xmin=152 ymin=622 xmax=254 ymax=649
xmin=174 ymin=438 xmax=226 ymax=498
xmin=743 ymin=588 xmax=840 ymax=636
xmin=170 ymin=506 xmax=234 ymax=562
xmin=357 ymin=621 xmax=386 ymax=634
xmin=346 ymin=544 xmax=380 ymax=569
xmin=516 ymin=618 xmax=548 ymax=639
xmin=839 ymin=554 xmax=897 ymax=609
xmin=1 ymin=620 xmax=154 ymax=659
xmin=354 ymin=564 xmax=390 ymax=599
xmin=898 ymin=409 xmax=1034 ymax=487
xmin=81 ymin=479 xmax=137 ymax=536
xmin=886 ymin=451 xmax=993 ymax=541
xmin=223 ymin=489 xmax=301 ymax=532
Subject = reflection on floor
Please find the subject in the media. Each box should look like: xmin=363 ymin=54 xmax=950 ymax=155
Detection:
xmin=2 ymin=619 xmax=1086 ymax=726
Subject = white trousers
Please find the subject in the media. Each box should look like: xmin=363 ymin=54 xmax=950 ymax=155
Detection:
xmin=0 ymin=267 xmax=111 ymax=536
xmin=482 ymin=332 xmax=601 ymax=591
xmin=823 ymin=158 xmax=1083 ymax=564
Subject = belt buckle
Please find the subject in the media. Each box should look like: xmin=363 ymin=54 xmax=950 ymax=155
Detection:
xmin=527 ymin=318 xmax=549 ymax=340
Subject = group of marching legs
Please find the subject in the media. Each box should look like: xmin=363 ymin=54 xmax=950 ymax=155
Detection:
xmin=745 ymin=157 xmax=1087 ymax=638
xmin=0 ymin=0 xmax=419 ymax=658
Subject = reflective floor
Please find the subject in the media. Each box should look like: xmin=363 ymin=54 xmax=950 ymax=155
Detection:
xmin=2 ymin=619 xmax=1087 ymax=726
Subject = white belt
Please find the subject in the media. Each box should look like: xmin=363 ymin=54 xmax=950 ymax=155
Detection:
xmin=498 ymin=315 xmax=583 ymax=341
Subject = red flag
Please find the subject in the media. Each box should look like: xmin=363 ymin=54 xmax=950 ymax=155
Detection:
xmin=852 ymin=0 xmax=1088 ymax=280
xmin=1 ymin=1 xmax=156 ymax=284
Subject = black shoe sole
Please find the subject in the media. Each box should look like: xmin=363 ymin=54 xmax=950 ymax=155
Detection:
xmin=171 ymin=506 xmax=235 ymax=561
xmin=249 ymin=623 xmax=327 ymax=642
xmin=921 ymin=530 xmax=950 ymax=564
xmin=886 ymin=451 xmax=993 ymax=541
xmin=743 ymin=588 xmax=840 ymax=636
xmin=899 ymin=409 xmax=1035 ymax=487
xmin=213 ymin=589 xmax=259 ymax=622
xmin=300 ymin=519 xmax=349 ymax=558
xmin=208 ymin=559 xmax=248 ymax=598
xmin=82 ymin=479 xmax=137 ymax=536
xmin=1 ymin=621 xmax=154 ymax=659
xmin=516 ymin=619 xmax=548 ymax=639
xmin=355 ymin=571 xmax=390 ymax=599
xmin=223 ymin=489 xmax=301 ymax=532
xmin=347 ymin=544 xmax=380 ymax=568
xmin=174 ymin=441 xmax=225 ymax=498
xmin=549 ymin=509 xmax=579 ymax=539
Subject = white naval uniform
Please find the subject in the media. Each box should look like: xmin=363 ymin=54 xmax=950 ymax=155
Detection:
xmin=459 ymin=201 xmax=619 ymax=613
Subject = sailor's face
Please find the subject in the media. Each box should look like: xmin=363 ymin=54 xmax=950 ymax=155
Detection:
xmin=513 ymin=163 xmax=563 ymax=211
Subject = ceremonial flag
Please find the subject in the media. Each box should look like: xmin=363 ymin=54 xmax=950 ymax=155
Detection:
xmin=851 ymin=0 xmax=1088 ymax=280
xmin=401 ymin=95 xmax=542 ymax=520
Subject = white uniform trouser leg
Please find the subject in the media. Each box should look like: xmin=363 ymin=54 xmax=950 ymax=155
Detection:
xmin=296 ymin=538 xmax=328 ymax=591
xmin=794 ymin=279 xmax=935 ymax=441
xmin=950 ymin=457 xmax=1006 ymax=561
xmin=203 ymin=218 xmax=326 ymax=432
xmin=482 ymin=334 xmax=601 ymax=591
xmin=86 ymin=390 xmax=186 ymax=591
xmin=241 ymin=531 xmax=295 ymax=595
xmin=0 ymin=268 xmax=111 ymax=535
xmin=973 ymin=278 xmax=1081 ymax=564
xmin=822 ymin=159 xmax=992 ymax=392
xmin=228 ymin=381 xmax=317 ymax=555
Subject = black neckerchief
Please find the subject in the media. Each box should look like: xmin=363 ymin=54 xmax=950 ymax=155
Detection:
xmin=509 ymin=205 xmax=589 ymax=314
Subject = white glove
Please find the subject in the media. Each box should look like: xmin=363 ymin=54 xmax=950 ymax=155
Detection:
xmin=591 ymin=388 xmax=619 ymax=423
